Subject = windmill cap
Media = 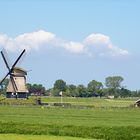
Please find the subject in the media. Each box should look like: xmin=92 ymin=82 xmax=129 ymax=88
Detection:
xmin=13 ymin=67 xmax=27 ymax=75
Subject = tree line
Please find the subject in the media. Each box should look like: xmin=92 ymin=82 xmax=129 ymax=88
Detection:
xmin=27 ymin=76 xmax=140 ymax=98
xmin=1 ymin=76 xmax=140 ymax=98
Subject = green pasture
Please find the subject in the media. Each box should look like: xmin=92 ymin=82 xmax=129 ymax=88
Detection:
xmin=41 ymin=97 xmax=137 ymax=108
xmin=0 ymin=103 xmax=140 ymax=140
xmin=0 ymin=97 xmax=139 ymax=140
xmin=0 ymin=134 xmax=94 ymax=140
xmin=0 ymin=96 xmax=138 ymax=108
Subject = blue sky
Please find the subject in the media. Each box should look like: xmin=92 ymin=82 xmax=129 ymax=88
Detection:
xmin=0 ymin=0 xmax=140 ymax=90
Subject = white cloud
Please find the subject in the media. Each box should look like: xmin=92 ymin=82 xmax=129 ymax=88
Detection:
xmin=15 ymin=30 xmax=56 ymax=51
xmin=0 ymin=34 xmax=8 ymax=46
xmin=84 ymin=33 xmax=129 ymax=57
xmin=0 ymin=30 xmax=56 ymax=52
xmin=85 ymin=33 xmax=110 ymax=45
xmin=16 ymin=30 xmax=55 ymax=44
xmin=64 ymin=42 xmax=86 ymax=54
xmin=0 ymin=30 xmax=129 ymax=57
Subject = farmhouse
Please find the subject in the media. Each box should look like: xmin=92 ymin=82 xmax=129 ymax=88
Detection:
xmin=134 ymin=99 xmax=140 ymax=107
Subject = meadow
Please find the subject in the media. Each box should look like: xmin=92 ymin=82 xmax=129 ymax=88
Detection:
xmin=0 ymin=97 xmax=140 ymax=140
xmin=41 ymin=96 xmax=136 ymax=108
xmin=0 ymin=134 xmax=94 ymax=140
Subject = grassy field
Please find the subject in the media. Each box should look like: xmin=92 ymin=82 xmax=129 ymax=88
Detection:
xmin=0 ymin=97 xmax=139 ymax=140
xmin=0 ymin=134 xmax=95 ymax=140
xmin=41 ymin=97 xmax=137 ymax=108
xmin=0 ymin=96 xmax=138 ymax=107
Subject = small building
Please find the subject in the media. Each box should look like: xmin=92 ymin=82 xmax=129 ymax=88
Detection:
xmin=134 ymin=99 xmax=140 ymax=107
xmin=6 ymin=67 xmax=29 ymax=98
xmin=107 ymin=96 xmax=115 ymax=99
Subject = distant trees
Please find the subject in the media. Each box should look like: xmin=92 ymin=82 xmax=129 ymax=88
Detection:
xmin=0 ymin=79 xmax=9 ymax=95
xmin=119 ymin=88 xmax=131 ymax=97
xmin=76 ymin=84 xmax=87 ymax=97
xmin=66 ymin=84 xmax=77 ymax=97
xmin=26 ymin=83 xmax=45 ymax=96
xmin=25 ymin=76 xmax=140 ymax=98
xmin=105 ymin=76 xmax=124 ymax=96
xmin=50 ymin=79 xmax=104 ymax=97
xmin=51 ymin=79 xmax=67 ymax=96
xmin=87 ymin=80 xmax=103 ymax=97
xmin=105 ymin=76 xmax=124 ymax=89
xmin=53 ymin=79 xmax=67 ymax=92
xmin=48 ymin=76 xmax=140 ymax=98
xmin=1 ymin=76 xmax=140 ymax=98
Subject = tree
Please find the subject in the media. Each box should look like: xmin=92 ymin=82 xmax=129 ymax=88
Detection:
xmin=87 ymin=80 xmax=103 ymax=97
xmin=119 ymin=88 xmax=131 ymax=97
xmin=105 ymin=76 xmax=124 ymax=95
xmin=53 ymin=79 xmax=67 ymax=92
xmin=76 ymin=84 xmax=87 ymax=97
xmin=66 ymin=84 xmax=77 ymax=97
xmin=0 ymin=78 xmax=9 ymax=95
xmin=26 ymin=83 xmax=46 ymax=96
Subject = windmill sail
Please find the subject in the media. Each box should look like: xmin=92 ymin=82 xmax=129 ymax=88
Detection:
xmin=0 ymin=49 xmax=28 ymax=98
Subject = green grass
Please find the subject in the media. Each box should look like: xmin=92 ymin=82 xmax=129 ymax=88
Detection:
xmin=0 ymin=96 xmax=138 ymax=108
xmin=0 ymin=106 xmax=140 ymax=127
xmin=0 ymin=105 xmax=140 ymax=140
xmin=0 ymin=97 xmax=38 ymax=105
xmin=0 ymin=134 xmax=95 ymax=140
xmin=41 ymin=97 xmax=136 ymax=108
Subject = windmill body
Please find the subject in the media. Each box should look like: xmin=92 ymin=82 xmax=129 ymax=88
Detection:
xmin=0 ymin=49 xmax=29 ymax=98
xmin=6 ymin=67 xmax=28 ymax=98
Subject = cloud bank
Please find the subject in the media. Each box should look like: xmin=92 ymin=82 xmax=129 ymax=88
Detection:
xmin=0 ymin=30 xmax=129 ymax=57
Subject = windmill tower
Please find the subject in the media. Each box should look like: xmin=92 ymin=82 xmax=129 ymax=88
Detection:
xmin=0 ymin=49 xmax=29 ymax=98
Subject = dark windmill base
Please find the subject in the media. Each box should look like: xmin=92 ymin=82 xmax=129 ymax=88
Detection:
xmin=6 ymin=92 xmax=28 ymax=99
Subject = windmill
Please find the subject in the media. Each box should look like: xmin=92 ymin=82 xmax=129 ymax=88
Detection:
xmin=0 ymin=49 xmax=29 ymax=98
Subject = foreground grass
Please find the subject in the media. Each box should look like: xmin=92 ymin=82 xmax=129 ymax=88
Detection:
xmin=0 ymin=105 xmax=140 ymax=140
xmin=0 ymin=122 xmax=139 ymax=140
xmin=0 ymin=134 xmax=95 ymax=140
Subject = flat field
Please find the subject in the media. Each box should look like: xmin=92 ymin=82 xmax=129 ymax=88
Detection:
xmin=41 ymin=97 xmax=136 ymax=107
xmin=0 ymin=97 xmax=140 ymax=140
xmin=0 ymin=134 xmax=94 ymax=140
